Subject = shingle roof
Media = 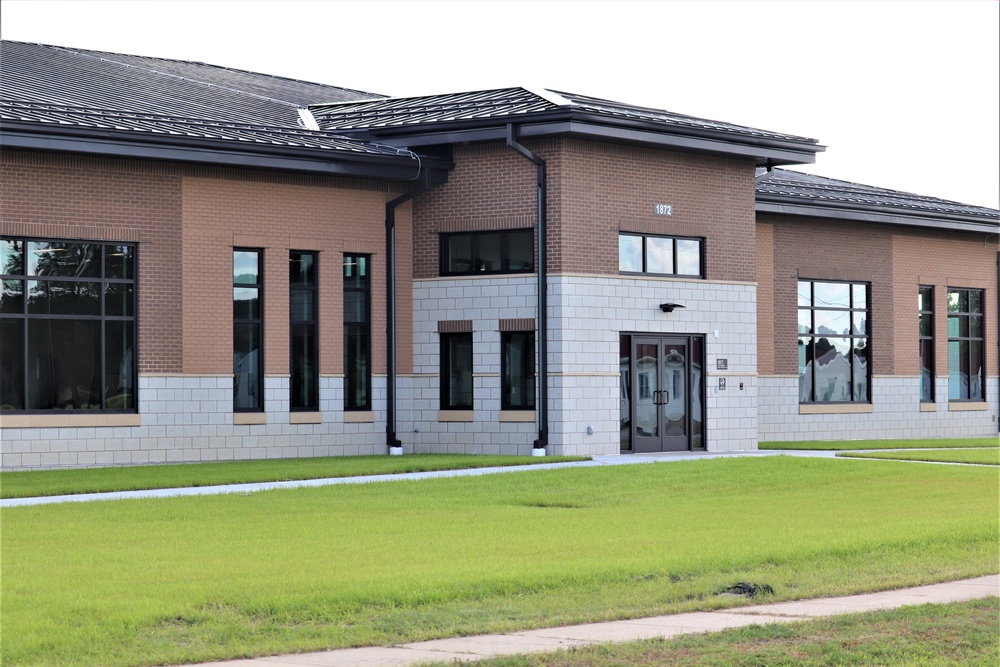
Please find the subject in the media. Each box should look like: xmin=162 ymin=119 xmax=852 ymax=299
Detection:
xmin=756 ymin=168 xmax=999 ymax=221
xmin=310 ymin=86 xmax=818 ymax=144
xmin=0 ymin=41 xmax=382 ymax=128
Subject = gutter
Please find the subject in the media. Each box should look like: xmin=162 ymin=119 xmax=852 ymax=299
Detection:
xmin=506 ymin=124 xmax=548 ymax=454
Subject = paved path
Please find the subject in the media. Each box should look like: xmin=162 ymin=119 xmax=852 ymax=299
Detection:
xmin=173 ymin=575 xmax=999 ymax=666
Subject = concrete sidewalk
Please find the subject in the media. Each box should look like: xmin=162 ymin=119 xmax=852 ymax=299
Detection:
xmin=176 ymin=575 xmax=999 ymax=667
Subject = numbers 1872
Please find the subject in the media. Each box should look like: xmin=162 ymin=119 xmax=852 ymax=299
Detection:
xmin=653 ymin=204 xmax=673 ymax=216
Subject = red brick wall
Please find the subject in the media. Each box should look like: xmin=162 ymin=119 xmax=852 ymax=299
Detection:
xmin=412 ymin=139 xmax=757 ymax=281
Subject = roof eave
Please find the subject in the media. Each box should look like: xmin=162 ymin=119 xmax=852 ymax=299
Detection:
xmin=0 ymin=122 xmax=452 ymax=181
xmin=756 ymin=198 xmax=1000 ymax=235
xmin=331 ymin=115 xmax=822 ymax=166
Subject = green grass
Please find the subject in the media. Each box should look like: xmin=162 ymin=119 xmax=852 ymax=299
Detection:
xmin=838 ymin=448 xmax=1000 ymax=466
xmin=440 ymin=597 xmax=1000 ymax=666
xmin=761 ymin=437 xmax=998 ymax=450
xmin=2 ymin=457 xmax=997 ymax=666
xmin=0 ymin=454 xmax=588 ymax=499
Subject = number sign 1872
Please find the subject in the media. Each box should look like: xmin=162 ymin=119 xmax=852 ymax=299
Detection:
xmin=653 ymin=204 xmax=673 ymax=216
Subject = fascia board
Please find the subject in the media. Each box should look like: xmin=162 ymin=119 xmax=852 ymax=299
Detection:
xmin=0 ymin=127 xmax=448 ymax=180
xmin=756 ymin=200 xmax=1000 ymax=235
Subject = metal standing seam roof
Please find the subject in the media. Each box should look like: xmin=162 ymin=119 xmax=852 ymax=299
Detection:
xmin=0 ymin=40 xmax=383 ymax=129
xmin=0 ymin=100 xmax=413 ymax=156
xmin=756 ymin=168 xmax=1000 ymax=221
xmin=309 ymin=86 xmax=819 ymax=144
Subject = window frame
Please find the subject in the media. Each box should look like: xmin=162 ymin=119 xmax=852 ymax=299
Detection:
xmin=233 ymin=248 xmax=264 ymax=413
xmin=343 ymin=254 xmax=372 ymax=411
xmin=0 ymin=237 xmax=138 ymax=413
xmin=797 ymin=279 xmax=871 ymax=404
xmin=618 ymin=233 xmax=705 ymax=278
xmin=918 ymin=286 xmax=934 ymax=402
xmin=440 ymin=331 xmax=474 ymax=410
xmin=439 ymin=229 xmax=534 ymax=277
xmin=289 ymin=251 xmax=318 ymax=412
xmin=947 ymin=287 xmax=985 ymax=402
xmin=500 ymin=331 xmax=535 ymax=410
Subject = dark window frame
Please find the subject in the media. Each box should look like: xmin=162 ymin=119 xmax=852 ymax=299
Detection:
xmin=797 ymin=279 xmax=871 ymax=404
xmin=947 ymin=287 xmax=985 ymax=402
xmin=439 ymin=229 xmax=534 ymax=276
xmin=440 ymin=331 xmax=474 ymax=410
xmin=289 ymin=251 xmax=318 ymax=412
xmin=233 ymin=248 xmax=264 ymax=412
xmin=618 ymin=233 xmax=705 ymax=278
xmin=0 ymin=236 xmax=138 ymax=413
xmin=343 ymin=254 xmax=371 ymax=411
xmin=918 ymin=285 xmax=934 ymax=402
xmin=501 ymin=331 xmax=535 ymax=410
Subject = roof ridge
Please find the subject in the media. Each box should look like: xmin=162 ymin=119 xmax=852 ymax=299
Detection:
xmin=309 ymin=86 xmax=533 ymax=109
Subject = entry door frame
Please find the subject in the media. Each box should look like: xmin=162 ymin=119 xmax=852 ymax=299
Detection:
xmin=623 ymin=333 xmax=705 ymax=453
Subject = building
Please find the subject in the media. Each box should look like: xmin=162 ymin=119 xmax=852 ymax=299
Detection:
xmin=1 ymin=41 xmax=997 ymax=469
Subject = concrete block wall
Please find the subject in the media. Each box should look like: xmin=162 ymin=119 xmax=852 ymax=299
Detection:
xmin=758 ymin=376 xmax=999 ymax=442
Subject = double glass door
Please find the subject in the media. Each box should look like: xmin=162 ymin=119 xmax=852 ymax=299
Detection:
xmin=620 ymin=334 xmax=704 ymax=452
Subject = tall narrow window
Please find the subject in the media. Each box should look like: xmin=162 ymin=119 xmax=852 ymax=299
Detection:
xmin=0 ymin=238 xmax=136 ymax=412
xmin=947 ymin=288 xmax=984 ymax=401
xmin=290 ymin=251 xmax=318 ymax=411
xmin=501 ymin=331 xmax=535 ymax=410
xmin=234 ymin=249 xmax=263 ymax=411
xmin=441 ymin=332 xmax=473 ymax=409
xmin=344 ymin=254 xmax=370 ymax=411
xmin=797 ymin=280 xmax=869 ymax=403
xmin=918 ymin=286 xmax=934 ymax=402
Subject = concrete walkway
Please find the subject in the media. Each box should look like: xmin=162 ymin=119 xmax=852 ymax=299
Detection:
xmin=175 ymin=575 xmax=999 ymax=666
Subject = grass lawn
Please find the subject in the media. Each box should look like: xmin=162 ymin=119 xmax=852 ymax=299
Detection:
xmin=2 ymin=457 xmax=997 ymax=666
xmin=0 ymin=454 xmax=588 ymax=499
xmin=437 ymin=597 xmax=1000 ymax=666
xmin=761 ymin=437 xmax=998 ymax=450
xmin=838 ymin=448 xmax=1000 ymax=466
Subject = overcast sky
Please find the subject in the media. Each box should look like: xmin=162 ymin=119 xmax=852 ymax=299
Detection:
xmin=3 ymin=0 xmax=998 ymax=210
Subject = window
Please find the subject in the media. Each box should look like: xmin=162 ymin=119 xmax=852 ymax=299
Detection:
xmin=919 ymin=286 xmax=934 ymax=402
xmin=441 ymin=332 xmax=473 ymax=409
xmin=440 ymin=229 xmax=533 ymax=276
xmin=797 ymin=280 xmax=869 ymax=403
xmin=947 ymin=288 xmax=984 ymax=401
xmin=0 ymin=238 xmax=136 ymax=412
xmin=344 ymin=254 xmax=371 ymax=410
xmin=234 ymin=249 xmax=263 ymax=411
xmin=619 ymin=233 xmax=703 ymax=277
xmin=290 ymin=251 xmax=318 ymax=411
xmin=501 ymin=332 xmax=535 ymax=410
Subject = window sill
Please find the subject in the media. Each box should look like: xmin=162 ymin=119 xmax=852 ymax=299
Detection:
xmin=948 ymin=402 xmax=988 ymax=412
xmin=438 ymin=410 xmax=474 ymax=422
xmin=499 ymin=410 xmax=536 ymax=423
xmin=233 ymin=413 xmax=267 ymax=425
xmin=799 ymin=403 xmax=874 ymax=415
xmin=290 ymin=412 xmax=323 ymax=424
xmin=0 ymin=413 xmax=142 ymax=428
xmin=344 ymin=411 xmax=374 ymax=423
xmin=919 ymin=403 xmax=937 ymax=413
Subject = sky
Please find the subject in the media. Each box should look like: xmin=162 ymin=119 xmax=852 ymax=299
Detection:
xmin=3 ymin=0 xmax=999 ymax=210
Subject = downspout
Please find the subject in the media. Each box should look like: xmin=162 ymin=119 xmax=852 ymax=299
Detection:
xmin=385 ymin=168 xmax=432 ymax=452
xmin=506 ymin=124 xmax=548 ymax=453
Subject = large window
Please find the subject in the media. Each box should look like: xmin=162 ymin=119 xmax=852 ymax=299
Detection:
xmin=919 ymin=286 xmax=934 ymax=402
xmin=619 ymin=233 xmax=703 ymax=277
xmin=440 ymin=229 xmax=533 ymax=276
xmin=290 ymin=251 xmax=318 ymax=411
xmin=441 ymin=332 xmax=473 ymax=409
xmin=947 ymin=288 xmax=984 ymax=401
xmin=0 ymin=238 xmax=136 ymax=412
xmin=344 ymin=254 xmax=371 ymax=411
xmin=797 ymin=280 xmax=869 ymax=403
xmin=501 ymin=331 xmax=535 ymax=410
xmin=234 ymin=249 xmax=263 ymax=411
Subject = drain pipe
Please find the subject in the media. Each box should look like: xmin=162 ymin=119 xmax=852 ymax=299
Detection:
xmin=506 ymin=124 xmax=548 ymax=454
xmin=385 ymin=169 xmax=432 ymax=454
